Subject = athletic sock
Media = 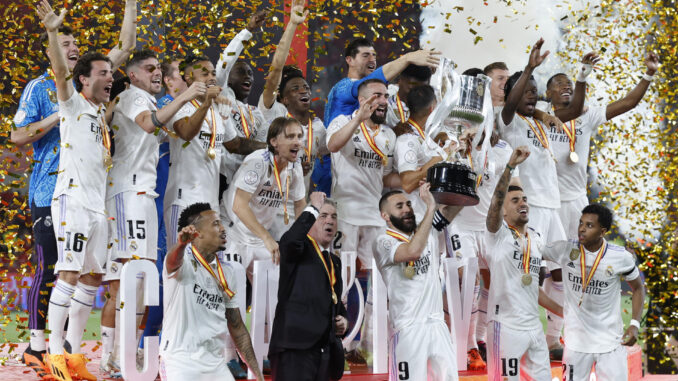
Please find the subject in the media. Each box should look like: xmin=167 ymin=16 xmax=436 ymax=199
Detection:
xmin=47 ymin=280 xmax=75 ymax=355
xmin=30 ymin=330 xmax=46 ymax=352
xmin=65 ymin=282 xmax=98 ymax=354
xmin=467 ymin=284 xmax=480 ymax=350
xmin=476 ymin=286 xmax=489 ymax=343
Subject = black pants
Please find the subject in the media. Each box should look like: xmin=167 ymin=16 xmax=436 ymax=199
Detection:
xmin=28 ymin=202 xmax=59 ymax=331
xmin=270 ymin=343 xmax=331 ymax=381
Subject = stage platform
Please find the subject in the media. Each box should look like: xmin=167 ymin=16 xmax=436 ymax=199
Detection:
xmin=0 ymin=341 xmax=662 ymax=380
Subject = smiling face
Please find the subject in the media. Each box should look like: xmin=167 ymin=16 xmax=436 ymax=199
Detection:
xmin=503 ymin=189 xmax=529 ymax=226
xmin=516 ymin=79 xmax=539 ymax=117
xmin=546 ymin=75 xmax=573 ymax=108
xmin=228 ymin=62 xmax=254 ymax=101
xmin=358 ymin=81 xmax=389 ymax=125
xmin=47 ymin=33 xmax=80 ymax=71
xmin=80 ymin=60 xmax=114 ymax=104
xmin=129 ymin=57 xmax=162 ymax=95
xmin=195 ymin=210 xmax=228 ymax=253
xmin=347 ymin=46 xmax=377 ymax=78
xmin=281 ymin=77 xmax=311 ymax=114
xmin=381 ymin=193 xmax=416 ymax=234
xmin=308 ymin=203 xmax=338 ymax=247
xmin=185 ymin=60 xmax=216 ymax=100
xmin=271 ymin=122 xmax=304 ymax=163
xmin=487 ymin=68 xmax=509 ymax=104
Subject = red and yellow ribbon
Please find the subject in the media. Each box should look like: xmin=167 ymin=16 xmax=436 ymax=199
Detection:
xmin=307 ymin=234 xmax=337 ymax=304
xmin=191 ymin=99 xmax=217 ymax=153
xmin=238 ymin=104 xmax=254 ymax=139
xmin=395 ymin=93 xmax=407 ymax=123
xmin=190 ymin=245 xmax=235 ymax=298
xmin=406 ymin=118 xmax=425 ymax=139
xmin=359 ymin=122 xmax=387 ymax=166
xmin=508 ymin=225 xmax=531 ymax=276
xmin=578 ymin=241 xmax=608 ymax=306
xmin=272 ymin=156 xmax=291 ymax=223
xmin=518 ymin=114 xmax=550 ymax=150
xmin=386 ymin=229 xmax=414 ymax=268
xmin=562 ymin=120 xmax=577 ymax=154
xmin=80 ymin=92 xmax=112 ymax=170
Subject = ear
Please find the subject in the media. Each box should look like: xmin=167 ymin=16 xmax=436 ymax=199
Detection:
xmin=601 ymin=227 xmax=608 ymax=236
xmin=545 ymin=87 xmax=553 ymax=101
xmin=380 ymin=210 xmax=389 ymax=221
xmin=345 ymin=56 xmax=353 ymax=66
xmin=270 ymin=136 xmax=278 ymax=150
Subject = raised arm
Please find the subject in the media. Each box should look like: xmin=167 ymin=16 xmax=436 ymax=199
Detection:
xmin=552 ymin=52 xmax=599 ymax=123
xmin=215 ymin=11 xmax=266 ymax=88
xmin=225 ymin=307 xmax=264 ymax=381
xmin=107 ymin=0 xmax=137 ymax=70
xmin=36 ymin=0 xmax=72 ymax=101
xmin=605 ymin=53 xmax=659 ymax=121
xmin=327 ymin=95 xmax=376 ymax=152
xmin=279 ymin=192 xmax=324 ymax=262
xmin=165 ymin=225 xmax=198 ymax=274
xmin=135 ymin=81 xmax=204 ymax=133
xmin=261 ymin=0 xmax=308 ymax=108
xmin=486 ymin=146 xmax=530 ymax=233
xmin=393 ymin=183 xmax=436 ymax=263
xmin=381 ymin=50 xmax=441 ymax=82
xmin=172 ymin=86 xmax=220 ymax=141
xmin=501 ymin=38 xmax=549 ymax=126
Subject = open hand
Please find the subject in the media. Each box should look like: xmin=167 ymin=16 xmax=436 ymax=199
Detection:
xmin=407 ymin=49 xmax=441 ymax=69
xmin=36 ymin=0 xmax=66 ymax=32
xmin=356 ymin=94 xmax=378 ymax=122
xmin=289 ymin=0 xmax=309 ymax=25
xmin=527 ymin=38 xmax=549 ymax=70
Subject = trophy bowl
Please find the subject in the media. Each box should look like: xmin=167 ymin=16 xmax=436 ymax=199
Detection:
xmin=427 ymin=161 xmax=480 ymax=206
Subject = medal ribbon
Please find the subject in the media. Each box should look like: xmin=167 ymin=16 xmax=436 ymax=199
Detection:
xmin=190 ymin=100 xmax=217 ymax=152
xmin=79 ymin=92 xmax=111 ymax=168
xmin=508 ymin=225 xmax=531 ymax=275
xmin=578 ymin=241 xmax=607 ymax=305
xmin=406 ymin=118 xmax=425 ymax=139
xmin=395 ymin=94 xmax=407 ymax=123
xmin=466 ymin=151 xmax=487 ymax=189
xmin=307 ymin=234 xmax=337 ymax=303
xmin=359 ymin=122 xmax=387 ymax=165
xmin=272 ymin=157 xmax=291 ymax=222
xmin=238 ymin=104 xmax=253 ymax=138
xmin=288 ymin=112 xmax=314 ymax=162
xmin=562 ymin=120 xmax=577 ymax=154
xmin=518 ymin=114 xmax=550 ymax=150
xmin=190 ymin=245 xmax=235 ymax=298
xmin=386 ymin=229 xmax=415 ymax=268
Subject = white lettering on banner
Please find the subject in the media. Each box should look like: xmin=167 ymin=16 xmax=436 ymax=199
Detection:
xmin=120 ymin=260 xmax=159 ymax=381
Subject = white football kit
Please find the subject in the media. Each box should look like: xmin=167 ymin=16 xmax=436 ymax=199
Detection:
xmin=51 ymin=91 xmax=109 ymax=274
xmin=544 ymin=239 xmax=639 ymax=381
xmin=160 ymin=244 xmax=239 ymax=381
xmin=385 ymin=93 xmax=409 ymax=127
xmin=327 ymin=112 xmax=396 ymax=268
xmin=374 ymin=228 xmax=458 ymax=381
xmin=393 ymin=122 xmax=435 ymax=220
xmin=483 ymin=222 xmax=553 ymax=381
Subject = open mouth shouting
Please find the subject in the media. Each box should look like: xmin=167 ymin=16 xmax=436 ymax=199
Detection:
xmin=366 ymin=62 xmax=376 ymax=72
xmin=241 ymin=80 xmax=252 ymax=93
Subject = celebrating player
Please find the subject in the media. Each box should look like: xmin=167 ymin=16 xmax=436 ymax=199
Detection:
xmin=385 ymin=64 xmax=432 ymax=126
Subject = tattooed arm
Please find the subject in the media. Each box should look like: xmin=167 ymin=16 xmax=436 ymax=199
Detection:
xmin=226 ymin=307 xmax=264 ymax=381
xmin=486 ymin=146 xmax=530 ymax=233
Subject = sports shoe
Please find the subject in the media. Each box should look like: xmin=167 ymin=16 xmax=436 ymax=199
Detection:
xmin=100 ymin=351 xmax=122 ymax=378
xmin=467 ymin=348 xmax=486 ymax=371
xmin=45 ymin=354 xmax=72 ymax=381
xmin=64 ymin=353 xmax=97 ymax=381
xmin=476 ymin=341 xmax=487 ymax=362
xmin=227 ymin=359 xmax=248 ymax=379
xmin=22 ymin=346 xmax=54 ymax=380
xmin=549 ymin=341 xmax=564 ymax=361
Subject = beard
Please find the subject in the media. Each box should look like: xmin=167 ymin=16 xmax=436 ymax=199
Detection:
xmin=370 ymin=109 xmax=386 ymax=125
xmin=390 ymin=213 xmax=416 ymax=234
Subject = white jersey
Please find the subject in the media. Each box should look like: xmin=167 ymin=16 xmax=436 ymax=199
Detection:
xmin=327 ymin=112 xmax=396 ymax=227
xmin=221 ymin=99 xmax=267 ymax=182
xmin=484 ymin=222 xmax=552 ymax=330
xmin=455 ymin=140 xmax=516 ymax=231
xmin=53 ymin=91 xmax=108 ymax=214
xmin=224 ymin=149 xmax=305 ymax=246
xmin=161 ymin=244 xmax=238 ymax=369
xmin=374 ymin=228 xmax=444 ymax=332
xmin=393 ymin=125 xmax=434 ymax=220
xmin=544 ymin=239 xmax=639 ymax=353
xmin=386 ymin=93 xmax=409 ymax=127
xmin=537 ymin=102 xmax=607 ymax=201
xmin=107 ymin=85 xmax=160 ymax=198
xmin=497 ymin=108 xmax=560 ymax=209
xmin=166 ymin=100 xmax=237 ymax=210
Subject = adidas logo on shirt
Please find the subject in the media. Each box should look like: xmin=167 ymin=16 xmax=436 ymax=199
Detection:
xmin=568 ymin=262 xmax=576 ymax=269
xmin=353 ymin=136 xmax=361 ymax=143
xmin=264 ymin=180 xmax=272 ymax=187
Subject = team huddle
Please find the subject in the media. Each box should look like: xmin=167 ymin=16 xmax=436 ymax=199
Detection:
xmin=12 ymin=0 xmax=659 ymax=380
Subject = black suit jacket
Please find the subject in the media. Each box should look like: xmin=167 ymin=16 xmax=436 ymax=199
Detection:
xmin=269 ymin=210 xmax=347 ymax=354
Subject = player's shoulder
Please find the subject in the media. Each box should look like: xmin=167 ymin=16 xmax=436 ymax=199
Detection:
xmin=243 ymin=148 xmax=270 ymax=165
xmin=311 ymin=116 xmax=325 ymax=129
xmin=375 ymin=231 xmax=398 ymax=252
xmin=605 ymin=241 xmax=632 ymax=257
xmin=20 ymin=73 xmax=51 ymax=100
xmin=328 ymin=113 xmax=352 ymax=129
xmin=381 ymin=124 xmax=397 ymax=139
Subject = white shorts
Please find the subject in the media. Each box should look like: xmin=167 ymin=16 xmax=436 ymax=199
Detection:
xmin=487 ymin=321 xmax=551 ymax=381
xmin=51 ymin=195 xmax=108 ymax=274
xmin=558 ymin=195 xmax=588 ymax=239
xmin=449 ymin=223 xmax=488 ymax=270
xmin=104 ymin=192 xmax=158 ymax=281
xmin=529 ymin=205 xmax=567 ymax=272
xmin=222 ymin=238 xmax=272 ymax=279
xmin=389 ymin=320 xmax=458 ymax=381
xmin=164 ymin=204 xmax=186 ymax=249
xmin=336 ymin=220 xmax=381 ymax=269
xmin=562 ymin=345 xmax=628 ymax=381
xmin=159 ymin=354 xmax=234 ymax=381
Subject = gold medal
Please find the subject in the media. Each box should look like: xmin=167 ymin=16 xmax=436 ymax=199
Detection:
xmin=103 ymin=152 xmax=113 ymax=171
xmin=382 ymin=157 xmax=388 ymax=166
xmin=569 ymin=248 xmax=580 ymax=261
xmin=521 ymin=273 xmax=532 ymax=286
xmin=569 ymin=151 xmax=579 ymax=163
xmin=332 ymin=291 xmax=338 ymax=305
xmin=403 ymin=265 xmax=415 ymax=279
xmin=284 ymin=212 xmax=289 ymax=225
xmin=207 ymin=147 xmax=216 ymax=160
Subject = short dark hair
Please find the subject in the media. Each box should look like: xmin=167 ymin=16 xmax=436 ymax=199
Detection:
xmin=581 ymin=203 xmax=613 ymax=231
xmin=507 ymin=185 xmax=524 ymax=193
xmin=40 ymin=25 xmax=75 ymax=58
xmin=178 ymin=202 xmax=212 ymax=232
xmin=504 ymin=71 xmax=534 ymax=102
xmin=462 ymin=68 xmax=484 ymax=77
xmin=180 ymin=54 xmax=210 ymax=82
xmin=73 ymin=52 xmax=112 ymax=92
xmin=546 ymin=73 xmax=569 ymax=90
xmin=278 ymin=65 xmax=305 ymax=100
xmin=345 ymin=38 xmax=373 ymax=58
xmin=267 ymin=117 xmax=301 ymax=153
xmin=406 ymin=85 xmax=436 ymax=117
xmin=357 ymin=78 xmax=386 ymax=96
xmin=401 ymin=64 xmax=432 ymax=82
xmin=379 ymin=190 xmax=403 ymax=212
xmin=483 ymin=62 xmax=508 ymax=76
xmin=126 ymin=49 xmax=157 ymax=70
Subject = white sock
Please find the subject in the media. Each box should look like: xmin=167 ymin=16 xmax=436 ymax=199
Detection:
xmin=476 ymin=287 xmax=489 ymax=343
xmin=65 ymin=282 xmax=98 ymax=354
xmin=545 ymin=279 xmax=565 ymax=346
xmin=47 ymin=280 xmax=75 ymax=355
xmin=30 ymin=330 xmax=46 ymax=352
xmin=101 ymin=326 xmax=115 ymax=355
xmin=467 ymin=284 xmax=480 ymax=350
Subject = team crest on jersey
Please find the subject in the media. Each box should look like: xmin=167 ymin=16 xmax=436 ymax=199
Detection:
xmin=404 ymin=150 xmax=417 ymax=164
xmin=455 ymin=251 xmax=462 ymax=260
xmin=14 ymin=110 xmax=26 ymax=124
xmin=66 ymin=253 xmax=73 ymax=263
xmin=130 ymin=241 xmax=138 ymax=252
xmin=605 ymin=265 xmax=614 ymax=277
xmin=255 ymin=162 xmax=263 ymax=170
xmin=407 ymin=141 xmax=415 ymax=148
xmin=110 ymin=262 xmax=118 ymax=273
xmin=382 ymin=238 xmax=393 ymax=251
xmin=134 ymin=96 xmax=147 ymax=106
xmin=44 ymin=216 xmax=52 ymax=227
xmin=47 ymin=88 xmax=57 ymax=103
xmin=244 ymin=170 xmax=259 ymax=185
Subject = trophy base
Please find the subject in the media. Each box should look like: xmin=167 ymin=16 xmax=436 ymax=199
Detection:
xmin=427 ymin=161 xmax=480 ymax=206
xmin=431 ymin=190 xmax=480 ymax=206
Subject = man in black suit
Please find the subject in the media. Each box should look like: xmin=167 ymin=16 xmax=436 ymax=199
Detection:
xmin=269 ymin=192 xmax=348 ymax=380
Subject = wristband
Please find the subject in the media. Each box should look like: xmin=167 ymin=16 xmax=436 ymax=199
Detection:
xmin=432 ymin=210 xmax=451 ymax=232
xmin=151 ymin=110 xmax=163 ymax=127
xmin=629 ymin=319 xmax=641 ymax=329
xmin=576 ymin=63 xmax=593 ymax=82
xmin=506 ymin=164 xmax=515 ymax=171
xmin=642 ymin=73 xmax=654 ymax=82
